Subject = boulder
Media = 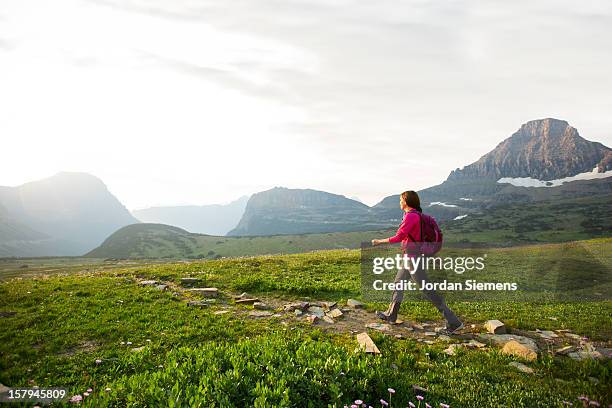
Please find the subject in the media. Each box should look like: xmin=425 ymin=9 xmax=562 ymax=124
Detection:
xmin=322 ymin=301 xmax=337 ymax=310
xmin=484 ymin=319 xmax=507 ymax=334
xmin=502 ymin=340 xmax=538 ymax=361
xmin=555 ymin=345 xmax=574 ymax=355
xmin=327 ymin=308 xmax=343 ymax=318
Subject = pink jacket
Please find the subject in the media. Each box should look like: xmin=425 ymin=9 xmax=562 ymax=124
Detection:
xmin=388 ymin=209 xmax=422 ymax=251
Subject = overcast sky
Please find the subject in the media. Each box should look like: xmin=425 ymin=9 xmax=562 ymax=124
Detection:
xmin=1 ymin=0 xmax=611 ymax=209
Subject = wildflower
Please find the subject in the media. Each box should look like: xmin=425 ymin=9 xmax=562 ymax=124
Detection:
xmin=83 ymin=392 xmax=89 ymax=397
xmin=69 ymin=395 xmax=83 ymax=404
xmin=588 ymin=401 xmax=600 ymax=407
xmin=355 ymin=401 xmax=363 ymax=405
xmin=351 ymin=405 xmax=358 ymax=408
xmin=578 ymin=396 xmax=589 ymax=402
xmin=381 ymin=399 xmax=388 ymax=406
xmin=409 ymin=403 xmax=416 ymax=408
xmin=417 ymin=395 xmax=424 ymax=401
xmin=95 ymin=359 xmax=102 ymax=365
xmin=86 ymin=388 xmax=92 ymax=393
xmin=104 ymin=388 xmax=111 ymax=392
xmin=388 ymin=388 xmax=395 ymax=394
xmin=426 ymin=404 xmax=432 ymax=408
xmin=440 ymin=404 xmax=450 ymax=408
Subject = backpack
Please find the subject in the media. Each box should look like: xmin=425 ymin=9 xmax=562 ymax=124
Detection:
xmin=407 ymin=212 xmax=443 ymax=256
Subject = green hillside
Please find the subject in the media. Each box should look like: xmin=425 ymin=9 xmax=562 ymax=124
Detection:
xmin=1 ymin=239 xmax=611 ymax=407
xmin=87 ymin=192 xmax=612 ymax=259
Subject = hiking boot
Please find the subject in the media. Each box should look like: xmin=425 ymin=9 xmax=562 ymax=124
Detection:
xmin=440 ymin=322 xmax=464 ymax=335
xmin=375 ymin=310 xmax=395 ymax=323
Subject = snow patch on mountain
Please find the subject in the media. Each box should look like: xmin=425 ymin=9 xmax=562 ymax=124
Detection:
xmin=497 ymin=167 xmax=612 ymax=188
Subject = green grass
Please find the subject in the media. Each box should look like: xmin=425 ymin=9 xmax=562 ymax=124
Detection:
xmin=1 ymin=240 xmax=611 ymax=407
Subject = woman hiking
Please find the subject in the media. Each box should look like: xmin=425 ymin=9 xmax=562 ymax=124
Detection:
xmin=371 ymin=190 xmax=464 ymax=334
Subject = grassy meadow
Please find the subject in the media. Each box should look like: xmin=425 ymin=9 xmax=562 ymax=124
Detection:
xmin=0 ymin=239 xmax=611 ymax=407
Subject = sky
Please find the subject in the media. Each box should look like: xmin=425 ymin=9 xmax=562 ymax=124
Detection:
xmin=1 ymin=0 xmax=611 ymax=209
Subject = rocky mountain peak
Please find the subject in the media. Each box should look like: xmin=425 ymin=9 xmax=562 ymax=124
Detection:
xmin=448 ymin=118 xmax=611 ymax=181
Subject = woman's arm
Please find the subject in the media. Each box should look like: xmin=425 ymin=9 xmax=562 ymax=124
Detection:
xmin=372 ymin=213 xmax=409 ymax=246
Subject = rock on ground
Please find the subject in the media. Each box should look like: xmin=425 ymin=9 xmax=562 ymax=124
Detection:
xmin=484 ymin=319 xmax=507 ymax=334
xmin=509 ymin=361 xmax=534 ymax=374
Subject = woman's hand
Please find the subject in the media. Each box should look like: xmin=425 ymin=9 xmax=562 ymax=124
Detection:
xmin=371 ymin=239 xmax=383 ymax=246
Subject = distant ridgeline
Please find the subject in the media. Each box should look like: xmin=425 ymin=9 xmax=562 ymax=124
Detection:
xmin=2 ymin=118 xmax=611 ymax=258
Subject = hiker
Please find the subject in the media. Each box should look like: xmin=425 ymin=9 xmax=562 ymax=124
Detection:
xmin=371 ymin=190 xmax=464 ymax=334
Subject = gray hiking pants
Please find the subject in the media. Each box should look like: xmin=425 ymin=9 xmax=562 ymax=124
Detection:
xmin=385 ymin=261 xmax=461 ymax=326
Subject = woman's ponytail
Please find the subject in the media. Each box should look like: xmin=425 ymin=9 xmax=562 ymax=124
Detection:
xmin=401 ymin=190 xmax=422 ymax=212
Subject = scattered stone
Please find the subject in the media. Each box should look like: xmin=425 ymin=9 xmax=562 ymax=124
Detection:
xmin=390 ymin=319 xmax=404 ymax=325
xmin=443 ymin=344 xmax=463 ymax=356
xmin=306 ymin=315 xmax=318 ymax=324
xmin=424 ymin=331 xmax=437 ymax=337
xmin=188 ymin=288 xmax=218 ymax=297
xmin=356 ymin=332 xmax=380 ymax=354
xmin=235 ymin=292 xmax=249 ymax=299
xmin=0 ymin=383 xmax=9 ymax=393
xmin=502 ymin=340 xmax=538 ymax=361
xmin=322 ymin=301 xmax=337 ymax=310
xmin=214 ymin=310 xmax=229 ymax=315
xmin=554 ymin=329 xmax=572 ymax=333
xmin=412 ymin=324 xmax=424 ymax=330
xmin=249 ymin=311 xmax=274 ymax=318
xmin=327 ymin=308 xmax=343 ymax=319
xmin=235 ymin=298 xmax=260 ymax=305
xmin=187 ymin=300 xmax=210 ymax=307
xmin=412 ymin=384 xmax=429 ymax=394
xmin=283 ymin=302 xmax=309 ymax=312
xmin=564 ymin=333 xmax=581 ymax=340
xmin=307 ymin=306 xmax=325 ymax=317
xmin=555 ymin=345 xmax=574 ymax=355
xmin=155 ymin=284 xmax=168 ymax=291
xmin=423 ymin=340 xmax=435 ymax=345
xmin=535 ymin=329 xmax=558 ymax=339
xmin=180 ymin=278 xmax=199 ymax=286
xmin=365 ymin=322 xmax=391 ymax=332
xmin=395 ymin=334 xmax=403 ymax=339
xmin=484 ymin=319 xmax=507 ymax=334
xmin=479 ymin=334 xmax=539 ymax=354
xmin=404 ymin=327 xmax=414 ymax=332
xmin=347 ymin=299 xmax=364 ymax=309
xmin=466 ymin=340 xmax=486 ymax=349
xmin=294 ymin=309 xmax=303 ymax=317
xmin=596 ymin=347 xmax=612 ymax=359
xmin=568 ymin=350 xmax=603 ymax=361
xmin=509 ymin=361 xmax=534 ymax=374
xmin=131 ymin=346 xmax=145 ymax=352
xmin=253 ymin=302 xmax=269 ymax=310
xmin=322 ymin=316 xmax=335 ymax=324
xmin=437 ymin=335 xmax=452 ymax=342
xmin=272 ymin=313 xmax=282 ymax=318
xmin=139 ymin=280 xmax=157 ymax=286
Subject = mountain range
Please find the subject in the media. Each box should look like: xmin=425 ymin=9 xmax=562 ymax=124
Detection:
xmin=132 ymin=195 xmax=249 ymax=236
xmin=0 ymin=173 xmax=138 ymax=256
xmin=1 ymin=118 xmax=611 ymax=257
